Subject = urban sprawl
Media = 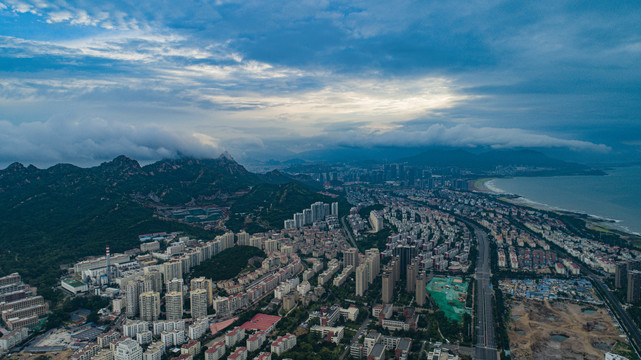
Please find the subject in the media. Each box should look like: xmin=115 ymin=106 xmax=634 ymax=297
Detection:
xmin=2 ymin=165 xmax=641 ymax=360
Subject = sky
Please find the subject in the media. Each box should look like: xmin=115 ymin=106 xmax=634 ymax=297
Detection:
xmin=0 ymin=0 xmax=640 ymax=166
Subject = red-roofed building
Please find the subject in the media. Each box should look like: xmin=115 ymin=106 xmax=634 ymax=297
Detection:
xmin=246 ymin=331 xmax=266 ymax=352
xmin=241 ymin=313 xmax=282 ymax=333
xmin=210 ymin=317 xmax=237 ymax=336
xmin=228 ymin=346 xmax=247 ymax=360
xmin=225 ymin=326 xmax=246 ymax=347
xmin=181 ymin=340 xmax=201 ymax=357
xmin=270 ymin=333 xmax=296 ymax=356
xmin=205 ymin=341 xmax=225 ymax=360
xmin=255 ymin=352 xmax=271 ymax=360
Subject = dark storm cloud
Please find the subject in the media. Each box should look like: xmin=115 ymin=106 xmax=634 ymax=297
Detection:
xmin=0 ymin=0 xmax=639 ymax=163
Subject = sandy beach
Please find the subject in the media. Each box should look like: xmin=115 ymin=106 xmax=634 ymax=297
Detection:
xmin=471 ymin=178 xmax=496 ymax=193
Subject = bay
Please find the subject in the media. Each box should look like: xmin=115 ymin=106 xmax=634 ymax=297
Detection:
xmin=486 ymin=166 xmax=641 ymax=235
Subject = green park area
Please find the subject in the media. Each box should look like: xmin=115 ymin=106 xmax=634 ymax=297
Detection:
xmin=426 ymin=276 xmax=470 ymax=322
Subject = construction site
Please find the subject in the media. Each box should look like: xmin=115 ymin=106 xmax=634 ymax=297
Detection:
xmin=426 ymin=276 xmax=470 ymax=322
xmin=507 ymin=298 xmax=632 ymax=360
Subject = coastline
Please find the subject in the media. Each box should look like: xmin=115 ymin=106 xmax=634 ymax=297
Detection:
xmin=473 ymin=177 xmax=641 ymax=238
xmin=471 ymin=178 xmax=497 ymax=193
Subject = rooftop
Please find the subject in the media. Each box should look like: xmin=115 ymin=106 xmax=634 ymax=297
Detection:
xmin=241 ymin=313 xmax=282 ymax=331
xmin=62 ymin=278 xmax=87 ymax=288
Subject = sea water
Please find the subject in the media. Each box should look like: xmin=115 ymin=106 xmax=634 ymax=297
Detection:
xmin=486 ymin=166 xmax=641 ymax=235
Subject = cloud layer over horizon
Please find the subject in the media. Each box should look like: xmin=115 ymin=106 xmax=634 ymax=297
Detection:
xmin=1 ymin=0 xmax=639 ymax=165
xmin=0 ymin=117 xmax=222 ymax=166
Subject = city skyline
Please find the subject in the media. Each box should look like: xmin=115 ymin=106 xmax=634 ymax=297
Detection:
xmin=0 ymin=1 xmax=640 ymax=166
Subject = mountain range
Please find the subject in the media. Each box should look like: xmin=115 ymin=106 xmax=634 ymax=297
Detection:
xmin=0 ymin=154 xmax=327 ymax=296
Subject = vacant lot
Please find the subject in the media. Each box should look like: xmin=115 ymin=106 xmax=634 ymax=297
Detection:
xmin=13 ymin=349 xmax=74 ymax=360
xmin=507 ymin=299 xmax=626 ymax=360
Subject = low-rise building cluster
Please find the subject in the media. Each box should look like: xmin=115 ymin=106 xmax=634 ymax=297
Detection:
xmin=498 ymin=278 xmax=601 ymax=304
xmin=350 ymin=331 xmax=412 ymax=360
xmin=0 ymin=273 xmax=48 ymax=335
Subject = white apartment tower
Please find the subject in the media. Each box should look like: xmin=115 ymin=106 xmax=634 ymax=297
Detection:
xmin=190 ymin=289 xmax=208 ymax=320
xmin=139 ymin=292 xmax=160 ymax=322
xmin=163 ymin=260 xmax=182 ymax=285
xmin=165 ymin=292 xmax=183 ymax=321
xmin=126 ymin=281 xmax=141 ymax=318
xmin=114 ymin=338 xmax=143 ymax=360
xmin=355 ymin=263 xmax=369 ymax=297
xmin=168 ymin=278 xmax=184 ymax=294
xmin=191 ymin=277 xmax=213 ymax=305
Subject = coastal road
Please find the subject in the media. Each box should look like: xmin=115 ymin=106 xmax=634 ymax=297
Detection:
xmin=472 ymin=225 xmax=498 ymax=360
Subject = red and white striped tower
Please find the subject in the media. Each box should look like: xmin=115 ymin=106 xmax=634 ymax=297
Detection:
xmin=106 ymin=245 xmax=111 ymax=284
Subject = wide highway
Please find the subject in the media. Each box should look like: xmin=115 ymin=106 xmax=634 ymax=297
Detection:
xmin=472 ymin=225 xmax=498 ymax=360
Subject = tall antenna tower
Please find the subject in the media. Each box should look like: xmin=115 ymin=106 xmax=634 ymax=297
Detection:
xmin=106 ymin=245 xmax=111 ymax=285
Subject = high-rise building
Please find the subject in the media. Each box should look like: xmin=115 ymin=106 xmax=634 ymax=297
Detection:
xmin=191 ymin=289 xmax=208 ymax=320
xmin=343 ymin=248 xmax=359 ymax=268
xmin=163 ymin=260 xmax=182 ymax=284
xmin=265 ymin=239 xmax=279 ymax=253
xmin=123 ymin=320 xmax=148 ymax=338
xmin=616 ymin=262 xmax=628 ymax=289
xmin=630 ymin=260 xmax=641 ymax=273
xmin=369 ymin=211 xmax=384 ymax=232
xmin=236 ymin=232 xmax=250 ymax=246
xmin=144 ymin=270 xmax=162 ymax=293
xmin=284 ymin=219 xmax=295 ymax=229
xmin=249 ymin=236 xmax=264 ymax=250
xmin=393 ymin=246 xmax=417 ymax=278
xmin=294 ymin=213 xmax=304 ymax=228
xmin=381 ymin=272 xmax=394 ymax=304
xmin=191 ymin=277 xmax=213 ymax=305
xmin=218 ymin=232 xmax=235 ymax=251
xmin=390 ymin=257 xmax=401 ymax=282
xmin=126 ymin=281 xmax=141 ymax=318
xmin=168 ymin=278 xmax=184 ymax=295
xmin=114 ymin=338 xmax=143 ymax=360
xmin=311 ymin=202 xmax=324 ymax=222
xmin=303 ymin=209 xmax=312 ymax=225
xmin=406 ymin=260 xmax=418 ymax=293
xmin=331 ymin=202 xmax=339 ymax=217
xmin=365 ymin=249 xmax=380 ymax=284
xmin=139 ymin=292 xmax=160 ymax=322
xmin=415 ymin=272 xmax=427 ymax=307
xmin=627 ymin=270 xmax=641 ymax=304
xmin=355 ymin=263 xmax=369 ymax=297
xmin=165 ymin=291 xmax=183 ymax=321
xmin=139 ymin=276 xmax=154 ymax=294
xmin=426 ymin=175 xmax=434 ymax=189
